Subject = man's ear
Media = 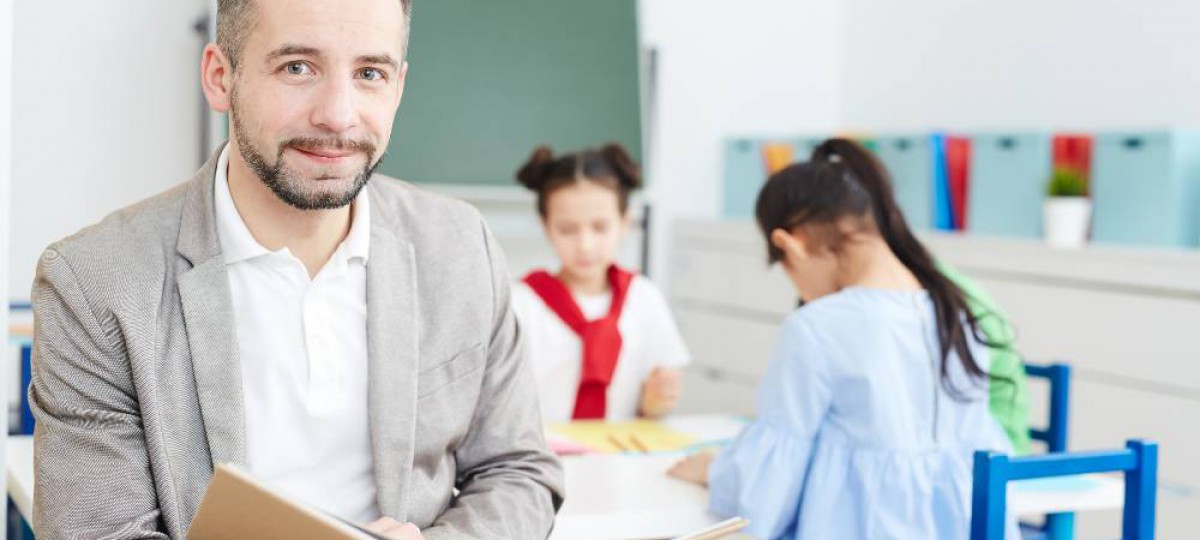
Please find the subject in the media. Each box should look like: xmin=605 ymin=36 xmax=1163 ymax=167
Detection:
xmin=200 ymin=43 xmax=234 ymax=114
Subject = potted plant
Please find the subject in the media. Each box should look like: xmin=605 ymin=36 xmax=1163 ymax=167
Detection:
xmin=1043 ymin=167 xmax=1091 ymax=248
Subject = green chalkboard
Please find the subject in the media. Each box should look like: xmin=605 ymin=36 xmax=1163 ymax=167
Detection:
xmin=377 ymin=0 xmax=643 ymax=186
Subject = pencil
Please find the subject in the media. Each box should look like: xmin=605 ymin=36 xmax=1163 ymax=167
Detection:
xmin=629 ymin=433 xmax=650 ymax=453
xmin=608 ymin=433 xmax=629 ymax=452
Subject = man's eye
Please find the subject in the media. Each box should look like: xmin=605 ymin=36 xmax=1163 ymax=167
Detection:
xmin=284 ymin=62 xmax=310 ymax=75
xmin=360 ymin=68 xmax=386 ymax=81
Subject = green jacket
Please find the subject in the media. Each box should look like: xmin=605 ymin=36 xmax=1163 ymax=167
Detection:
xmin=939 ymin=263 xmax=1033 ymax=455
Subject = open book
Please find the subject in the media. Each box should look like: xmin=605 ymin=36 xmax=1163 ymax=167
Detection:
xmin=188 ymin=464 xmax=393 ymax=540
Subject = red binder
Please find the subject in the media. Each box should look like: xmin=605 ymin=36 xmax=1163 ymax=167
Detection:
xmin=945 ymin=136 xmax=971 ymax=230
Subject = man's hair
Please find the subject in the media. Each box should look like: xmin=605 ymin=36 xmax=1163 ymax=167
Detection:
xmin=217 ymin=0 xmax=413 ymax=72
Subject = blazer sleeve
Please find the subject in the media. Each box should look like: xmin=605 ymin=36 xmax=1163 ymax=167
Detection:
xmin=28 ymin=246 xmax=169 ymax=539
xmin=421 ymin=220 xmax=565 ymax=540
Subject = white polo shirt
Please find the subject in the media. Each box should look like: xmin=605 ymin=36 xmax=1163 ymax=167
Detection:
xmin=213 ymin=145 xmax=378 ymax=522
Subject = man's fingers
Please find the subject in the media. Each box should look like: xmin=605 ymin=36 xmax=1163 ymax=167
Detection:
xmin=389 ymin=523 xmax=424 ymax=540
xmin=366 ymin=518 xmax=404 ymax=533
xmin=366 ymin=518 xmax=423 ymax=540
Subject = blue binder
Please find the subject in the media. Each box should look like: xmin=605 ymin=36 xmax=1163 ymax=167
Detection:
xmin=931 ymin=134 xmax=954 ymax=230
xmin=1091 ymin=130 xmax=1200 ymax=247
xmin=968 ymin=133 xmax=1053 ymax=238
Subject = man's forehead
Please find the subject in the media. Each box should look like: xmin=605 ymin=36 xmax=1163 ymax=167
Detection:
xmin=250 ymin=0 xmax=407 ymax=57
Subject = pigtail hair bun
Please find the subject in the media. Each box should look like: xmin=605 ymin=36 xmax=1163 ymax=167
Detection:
xmin=599 ymin=142 xmax=643 ymax=190
xmin=516 ymin=145 xmax=556 ymax=191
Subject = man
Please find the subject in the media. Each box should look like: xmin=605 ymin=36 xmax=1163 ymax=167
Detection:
xmin=29 ymin=0 xmax=563 ymax=538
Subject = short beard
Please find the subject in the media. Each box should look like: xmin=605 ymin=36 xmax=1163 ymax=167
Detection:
xmin=231 ymin=101 xmax=381 ymax=211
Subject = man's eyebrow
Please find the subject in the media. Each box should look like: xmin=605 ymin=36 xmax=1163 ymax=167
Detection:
xmin=358 ymin=53 xmax=400 ymax=71
xmin=266 ymin=44 xmax=323 ymax=62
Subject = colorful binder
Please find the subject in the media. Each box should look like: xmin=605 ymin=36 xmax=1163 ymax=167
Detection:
xmin=945 ymin=136 xmax=972 ymax=230
xmin=931 ymin=134 xmax=954 ymax=231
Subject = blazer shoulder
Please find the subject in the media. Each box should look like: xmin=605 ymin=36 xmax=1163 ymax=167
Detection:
xmin=41 ymin=180 xmax=190 ymax=282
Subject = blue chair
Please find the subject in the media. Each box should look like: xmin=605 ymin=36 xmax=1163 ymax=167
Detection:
xmin=1023 ymin=363 xmax=1072 ymax=539
xmin=971 ymin=439 xmax=1158 ymax=540
xmin=1025 ymin=363 xmax=1070 ymax=453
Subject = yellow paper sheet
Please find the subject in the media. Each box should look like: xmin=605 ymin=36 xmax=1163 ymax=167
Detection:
xmin=549 ymin=420 xmax=697 ymax=453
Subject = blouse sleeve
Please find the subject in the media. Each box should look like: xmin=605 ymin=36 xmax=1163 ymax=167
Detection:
xmin=707 ymin=315 xmax=832 ymax=539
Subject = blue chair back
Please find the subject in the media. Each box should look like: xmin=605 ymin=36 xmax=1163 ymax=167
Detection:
xmin=971 ymin=440 xmax=1158 ymax=540
xmin=1025 ymin=363 xmax=1070 ymax=452
xmin=1023 ymin=363 xmax=1073 ymax=539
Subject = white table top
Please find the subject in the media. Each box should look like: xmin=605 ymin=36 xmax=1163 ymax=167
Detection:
xmin=7 ymin=414 xmax=1124 ymax=539
xmin=549 ymin=414 xmax=1125 ymax=540
xmin=551 ymin=452 xmax=1125 ymax=540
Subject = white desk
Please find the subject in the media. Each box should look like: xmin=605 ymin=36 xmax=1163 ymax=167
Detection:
xmin=8 ymin=416 xmax=1125 ymax=539
xmin=550 ymin=415 xmax=1125 ymax=540
xmin=551 ymin=453 xmax=1125 ymax=540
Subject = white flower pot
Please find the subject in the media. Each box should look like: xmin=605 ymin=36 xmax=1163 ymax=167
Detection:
xmin=1043 ymin=197 xmax=1092 ymax=248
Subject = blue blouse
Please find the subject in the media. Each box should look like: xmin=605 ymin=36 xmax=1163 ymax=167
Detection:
xmin=708 ymin=287 xmax=1017 ymax=539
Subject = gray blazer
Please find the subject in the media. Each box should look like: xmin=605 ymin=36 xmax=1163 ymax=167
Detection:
xmin=29 ymin=148 xmax=564 ymax=539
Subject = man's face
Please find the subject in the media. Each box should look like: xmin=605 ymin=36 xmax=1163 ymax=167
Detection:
xmin=228 ymin=0 xmax=408 ymax=210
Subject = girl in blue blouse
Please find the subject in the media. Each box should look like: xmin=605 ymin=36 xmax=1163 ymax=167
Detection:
xmin=669 ymin=138 xmax=1016 ymax=539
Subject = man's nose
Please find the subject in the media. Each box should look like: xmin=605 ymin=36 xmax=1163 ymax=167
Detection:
xmin=310 ymin=79 xmax=358 ymax=134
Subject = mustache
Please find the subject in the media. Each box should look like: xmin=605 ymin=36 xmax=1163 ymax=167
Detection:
xmin=281 ymin=137 xmax=376 ymax=156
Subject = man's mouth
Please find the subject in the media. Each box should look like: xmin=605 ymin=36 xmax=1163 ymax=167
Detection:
xmin=290 ymin=145 xmax=360 ymax=164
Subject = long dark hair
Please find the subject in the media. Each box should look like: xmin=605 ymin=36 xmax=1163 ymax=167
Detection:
xmin=515 ymin=143 xmax=643 ymax=217
xmin=755 ymin=137 xmax=1000 ymax=397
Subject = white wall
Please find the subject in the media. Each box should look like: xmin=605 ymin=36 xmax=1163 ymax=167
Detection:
xmin=637 ymin=0 xmax=842 ymax=279
xmin=8 ymin=1 xmax=210 ymax=299
xmin=841 ymin=0 xmax=1200 ymax=131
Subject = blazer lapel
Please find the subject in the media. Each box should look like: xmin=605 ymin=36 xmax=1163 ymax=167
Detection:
xmin=366 ymin=194 xmax=420 ymax=521
xmin=176 ymin=147 xmax=247 ymax=468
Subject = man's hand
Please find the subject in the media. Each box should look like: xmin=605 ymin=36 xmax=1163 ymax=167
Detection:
xmin=365 ymin=517 xmax=426 ymax=540
xmin=639 ymin=367 xmax=683 ymax=418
